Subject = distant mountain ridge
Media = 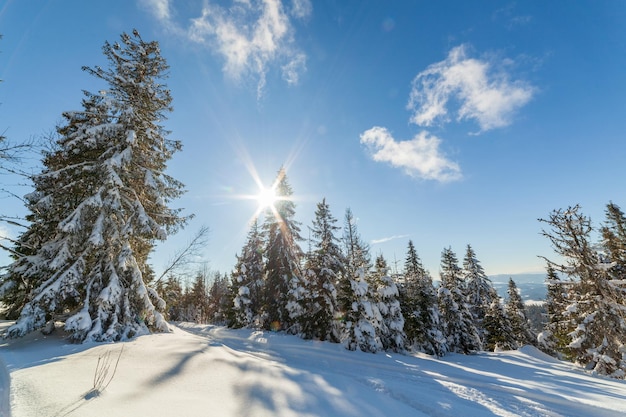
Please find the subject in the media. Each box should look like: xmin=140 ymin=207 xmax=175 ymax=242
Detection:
xmin=489 ymin=273 xmax=546 ymax=284
xmin=489 ymin=273 xmax=547 ymax=302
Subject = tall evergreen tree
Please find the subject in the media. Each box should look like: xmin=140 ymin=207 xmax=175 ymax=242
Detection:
xmin=338 ymin=208 xmax=380 ymax=352
xmin=343 ymin=208 xmax=371 ymax=272
xmin=400 ymin=240 xmax=443 ymax=355
xmin=600 ymin=202 xmax=626 ymax=268
xmin=437 ymin=247 xmax=481 ymax=353
xmin=538 ymin=264 xmax=573 ymax=356
xmin=207 ymin=272 xmax=230 ymax=324
xmin=155 ymin=274 xmax=185 ymax=321
xmin=505 ymin=278 xmax=536 ymax=347
xmin=299 ymin=198 xmax=343 ymax=342
xmin=2 ymin=31 xmax=186 ymax=342
xmin=373 ymin=254 xmax=405 ymax=352
xmin=188 ymin=271 xmax=210 ymax=323
xmin=483 ymin=299 xmax=516 ymax=351
xmin=231 ymin=219 xmax=265 ymax=328
xmin=344 ymin=268 xmax=382 ymax=353
xmin=462 ymin=245 xmax=498 ymax=347
xmin=337 ymin=208 xmax=371 ymax=315
xmin=262 ymin=168 xmax=303 ymax=331
xmin=601 ymin=202 xmax=626 ymax=295
xmin=540 ymin=205 xmax=626 ymax=377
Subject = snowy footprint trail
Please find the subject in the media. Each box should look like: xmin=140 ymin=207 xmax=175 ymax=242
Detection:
xmin=2 ymin=321 xmax=626 ymax=417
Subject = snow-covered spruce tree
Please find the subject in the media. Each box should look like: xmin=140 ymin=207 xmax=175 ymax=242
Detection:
xmin=601 ymin=202 xmax=626 ymax=267
xmin=298 ymin=198 xmax=343 ymax=342
xmin=0 ymin=193 xmax=56 ymax=320
xmin=399 ymin=240 xmax=420 ymax=347
xmin=462 ymin=245 xmax=498 ymax=347
xmin=372 ymin=255 xmax=405 ymax=352
xmin=337 ymin=208 xmax=371 ymax=316
xmin=207 ymin=272 xmax=231 ymax=324
xmin=0 ymin=130 xmax=87 ymax=321
xmin=186 ymin=271 xmax=210 ymax=323
xmin=344 ymin=267 xmax=383 ymax=353
xmin=601 ymin=203 xmax=626 ymax=302
xmin=155 ymin=275 xmax=185 ymax=321
xmin=400 ymin=240 xmax=444 ymax=355
xmin=262 ymin=168 xmax=303 ymax=332
xmin=437 ymin=247 xmax=482 ymax=354
xmin=194 ymin=269 xmax=211 ymax=324
xmin=338 ymin=208 xmax=381 ymax=352
xmin=231 ymin=219 xmax=265 ymax=328
xmin=505 ymin=278 xmax=536 ymax=347
xmin=538 ymin=264 xmax=573 ymax=356
xmin=483 ymin=299 xmax=516 ymax=351
xmin=2 ymin=31 xmax=186 ymax=342
xmin=540 ymin=205 xmax=626 ymax=378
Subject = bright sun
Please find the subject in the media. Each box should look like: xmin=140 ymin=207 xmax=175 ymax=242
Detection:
xmin=256 ymin=186 xmax=277 ymax=210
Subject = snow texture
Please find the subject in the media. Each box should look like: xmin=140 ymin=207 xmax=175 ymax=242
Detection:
xmin=2 ymin=320 xmax=626 ymax=417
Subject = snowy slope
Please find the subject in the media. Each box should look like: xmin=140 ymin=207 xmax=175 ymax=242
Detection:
xmin=1 ymin=320 xmax=626 ymax=417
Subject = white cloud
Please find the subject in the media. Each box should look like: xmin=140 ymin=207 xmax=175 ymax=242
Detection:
xmin=281 ymin=52 xmax=306 ymax=85
xmin=407 ymin=44 xmax=535 ymax=132
xmin=492 ymin=4 xmax=533 ymax=29
xmin=139 ymin=0 xmax=172 ymax=22
xmin=140 ymin=0 xmax=309 ymax=98
xmin=290 ymin=0 xmax=312 ymax=19
xmin=371 ymin=234 xmax=410 ymax=245
xmin=360 ymin=126 xmax=462 ymax=182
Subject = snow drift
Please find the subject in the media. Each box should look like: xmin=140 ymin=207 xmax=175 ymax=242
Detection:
xmin=1 ymin=320 xmax=626 ymax=417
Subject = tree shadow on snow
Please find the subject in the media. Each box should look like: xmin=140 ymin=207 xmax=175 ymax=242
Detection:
xmin=0 ymin=322 xmax=104 ymax=372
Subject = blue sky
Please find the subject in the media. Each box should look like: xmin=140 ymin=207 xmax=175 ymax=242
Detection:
xmin=1 ymin=1 xmax=625 ymax=280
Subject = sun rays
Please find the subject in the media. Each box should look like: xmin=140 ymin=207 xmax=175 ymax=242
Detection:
xmin=224 ymin=135 xmax=307 ymax=228
xmin=255 ymin=186 xmax=278 ymax=211
xmin=248 ymin=168 xmax=292 ymax=224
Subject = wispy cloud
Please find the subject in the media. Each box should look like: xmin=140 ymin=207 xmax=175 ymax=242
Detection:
xmin=290 ymin=0 xmax=312 ymax=19
xmin=492 ymin=4 xmax=533 ymax=29
xmin=371 ymin=234 xmax=410 ymax=245
xmin=281 ymin=52 xmax=307 ymax=85
xmin=407 ymin=44 xmax=535 ymax=132
xmin=360 ymin=126 xmax=462 ymax=182
xmin=139 ymin=0 xmax=172 ymax=22
xmin=139 ymin=0 xmax=311 ymax=98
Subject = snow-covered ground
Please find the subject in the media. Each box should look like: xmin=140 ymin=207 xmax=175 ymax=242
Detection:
xmin=1 ymin=320 xmax=626 ymax=417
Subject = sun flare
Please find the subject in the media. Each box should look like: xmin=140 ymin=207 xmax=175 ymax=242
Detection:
xmin=229 ymin=142 xmax=303 ymax=224
xmin=256 ymin=186 xmax=277 ymax=210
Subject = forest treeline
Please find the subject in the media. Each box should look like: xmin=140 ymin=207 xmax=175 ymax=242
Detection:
xmin=157 ymin=183 xmax=538 ymax=358
xmin=0 ymin=32 xmax=625 ymax=379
